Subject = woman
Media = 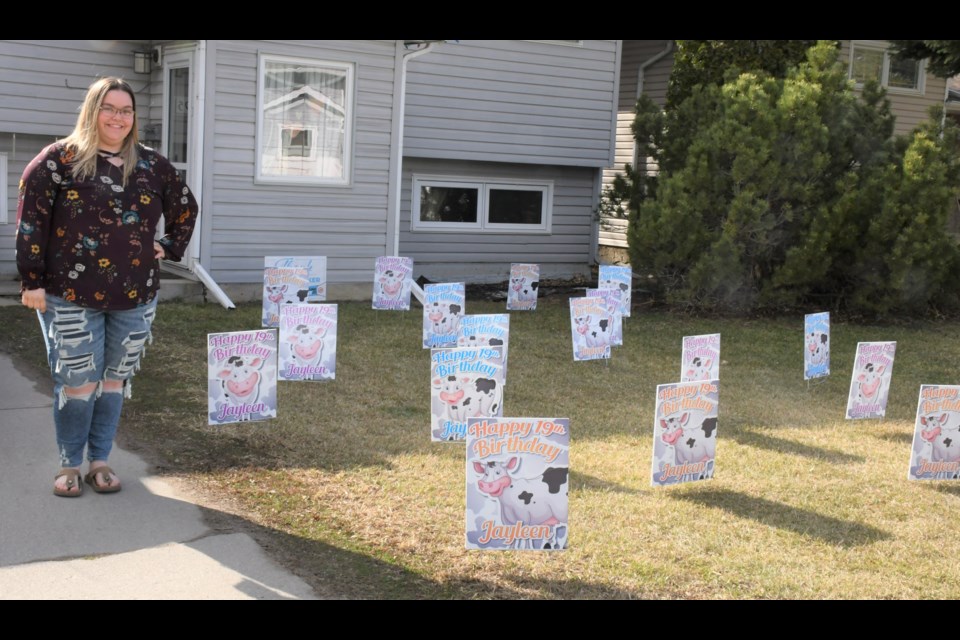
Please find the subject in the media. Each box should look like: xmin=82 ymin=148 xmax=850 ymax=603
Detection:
xmin=16 ymin=77 xmax=198 ymax=496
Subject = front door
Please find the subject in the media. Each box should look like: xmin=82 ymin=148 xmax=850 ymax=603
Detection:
xmin=160 ymin=43 xmax=203 ymax=274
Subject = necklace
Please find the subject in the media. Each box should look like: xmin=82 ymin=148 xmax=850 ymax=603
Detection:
xmin=98 ymin=149 xmax=123 ymax=158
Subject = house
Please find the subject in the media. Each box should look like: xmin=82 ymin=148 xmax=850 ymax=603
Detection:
xmin=598 ymin=40 xmax=955 ymax=255
xmin=0 ymin=39 xmax=622 ymax=302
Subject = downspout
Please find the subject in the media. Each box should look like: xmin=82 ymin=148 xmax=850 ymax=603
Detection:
xmin=390 ymin=41 xmax=439 ymax=305
xmin=633 ymin=40 xmax=673 ymax=170
xmin=191 ymin=40 xmax=233 ymax=309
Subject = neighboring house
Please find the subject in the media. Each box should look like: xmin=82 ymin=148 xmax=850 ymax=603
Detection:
xmin=598 ymin=40 xmax=673 ymax=262
xmin=0 ymin=39 xmax=621 ymax=301
xmin=598 ymin=40 xmax=954 ymax=255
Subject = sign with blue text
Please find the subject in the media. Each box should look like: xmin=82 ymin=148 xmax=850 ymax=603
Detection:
xmin=431 ymin=346 xmax=504 ymax=442
xmin=598 ymin=264 xmax=632 ymax=317
xmin=458 ymin=313 xmax=510 ymax=378
xmin=423 ymin=283 xmax=465 ymax=349
xmin=804 ymin=312 xmax=830 ymax=380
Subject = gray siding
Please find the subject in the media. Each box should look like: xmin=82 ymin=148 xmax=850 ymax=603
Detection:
xmin=203 ymin=40 xmax=399 ymax=285
xmin=404 ymin=40 xmax=619 ymax=168
xmin=399 ymin=157 xmax=595 ymax=283
xmin=0 ymin=40 xmax=149 ymax=137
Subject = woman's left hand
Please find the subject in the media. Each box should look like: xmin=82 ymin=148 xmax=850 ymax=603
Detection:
xmin=154 ymin=242 xmax=165 ymax=260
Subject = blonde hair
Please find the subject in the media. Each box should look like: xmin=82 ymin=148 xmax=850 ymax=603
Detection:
xmin=60 ymin=77 xmax=140 ymax=186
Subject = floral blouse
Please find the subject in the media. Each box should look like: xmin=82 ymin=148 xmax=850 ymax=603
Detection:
xmin=16 ymin=142 xmax=198 ymax=310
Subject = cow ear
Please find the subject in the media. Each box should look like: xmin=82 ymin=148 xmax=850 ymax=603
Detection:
xmin=680 ymin=412 xmax=689 ymax=425
xmin=877 ymin=365 xmax=885 ymax=375
xmin=920 ymin=416 xmax=928 ymax=426
xmin=250 ymin=358 xmax=262 ymax=367
xmin=705 ymin=359 xmax=712 ymax=368
xmin=660 ymin=419 xmax=668 ymax=430
xmin=506 ymin=456 xmax=519 ymax=471
xmin=941 ymin=413 xmax=949 ymax=423
xmin=218 ymin=370 xmax=231 ymax=379
xmin=858 ymin=373 xmax=866 ymax=382
xmin=473 ymin=462 xmax=485 ymax=474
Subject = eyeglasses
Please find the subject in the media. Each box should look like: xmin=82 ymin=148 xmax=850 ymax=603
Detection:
xmin=99 ymin=105 xmax=135 ymax=119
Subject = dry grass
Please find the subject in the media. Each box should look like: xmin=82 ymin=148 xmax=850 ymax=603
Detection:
xmin=3 ymin=292 xmax=960 ymax=599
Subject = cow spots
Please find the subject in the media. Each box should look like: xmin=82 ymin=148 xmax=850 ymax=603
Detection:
xmin=541 ymin=467 xmax=568 ymax=494
xmin=685 ymin=437 xmax=697 ymax=449
xmin=701 ymin=417 xmax=717 ymax=438
xmin=518 ymin=491 xmax=534 ymax=505
xmin=945 ymin=438 xmax=954 ymax=448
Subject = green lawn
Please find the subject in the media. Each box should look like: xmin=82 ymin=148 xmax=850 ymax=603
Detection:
xmin=3 ymin=293 xmax=959 ymax=599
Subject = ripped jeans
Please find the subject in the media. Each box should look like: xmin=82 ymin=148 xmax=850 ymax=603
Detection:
xmin=37 ymin=293 xmax=157 ymax=468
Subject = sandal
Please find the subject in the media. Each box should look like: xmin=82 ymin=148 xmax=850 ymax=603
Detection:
xmin=84 ymin=465 xmax=122 ymax=494
xmin=54 ymin=468 xmax=83 ymax=497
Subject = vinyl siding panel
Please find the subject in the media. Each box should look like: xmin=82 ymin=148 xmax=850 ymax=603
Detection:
xmin=404 ymin=40 xmax=619 ymax=168
xmin=0 ymin=40 xmax=149 ymax=136
xmin=398 ymin=157 xmax=595 ymax=283
xmin=204 ymin=40 xmax=399 ymax=286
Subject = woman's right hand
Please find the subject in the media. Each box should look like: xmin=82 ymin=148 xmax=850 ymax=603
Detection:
xmin=21 ymin=288 xmax=46 ymax=313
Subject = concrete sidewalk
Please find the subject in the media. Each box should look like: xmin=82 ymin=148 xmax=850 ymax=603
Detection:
xmin=0 ymin=317 xmax=319 ymax=599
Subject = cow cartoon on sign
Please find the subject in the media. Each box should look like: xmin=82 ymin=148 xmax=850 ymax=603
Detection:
xmin=658 ymin=412 xmax=717 ymax=468
xmin=427 ymin=302 xmax=462 ymax=337
xmin=919 ymin=413 xmax=960 ymax=463
xmin=806 ymin=331 xmax=829 ymax=366
xmin=217 ymin=355 xmax=264 ymax=420
xmin=378 ymin=270 xmax=405 ymax=301
xmin=287 ymin=324 xmax=326 ymax=368
xmin=265 ymin=283 xmax=292 ymax=322
xmin=854 ymin=362 xmax=886 ymax=404
xmin=573 ymin=314 xmax=610 ymax=349
xmin=685 ymin=356 xmax=714 ymax=382
xmin=472 ymin=457 xmax=568 ymax=549
xmin=432 ymin=375 xmax=502 ymax=428
xmin=509 ymin=276 xmax=538 ymax=303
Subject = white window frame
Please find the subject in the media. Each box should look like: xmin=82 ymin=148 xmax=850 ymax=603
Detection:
xmin=848 ymin=41 xmax=925 ymax=95
xmin=411 ymin=175 xmax=553 ymax=234
xmin=256 ymin=53 xmax=355 ymax=186
xmin=0 ymin=153 xmax=7 ymax=224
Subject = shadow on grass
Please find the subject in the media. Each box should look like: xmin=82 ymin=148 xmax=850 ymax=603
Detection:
xmin=729 ymin=429 xmax=865 ymax=464
xmin=571 ymin=470 xmax=641 ymax=495
xmin=192 ymin=503 xmax=445 ymax=599
xmin=193 ymin=502 xmax=645 ymax=599
xmin=673 ymin=488 xmax=891 ymax=548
